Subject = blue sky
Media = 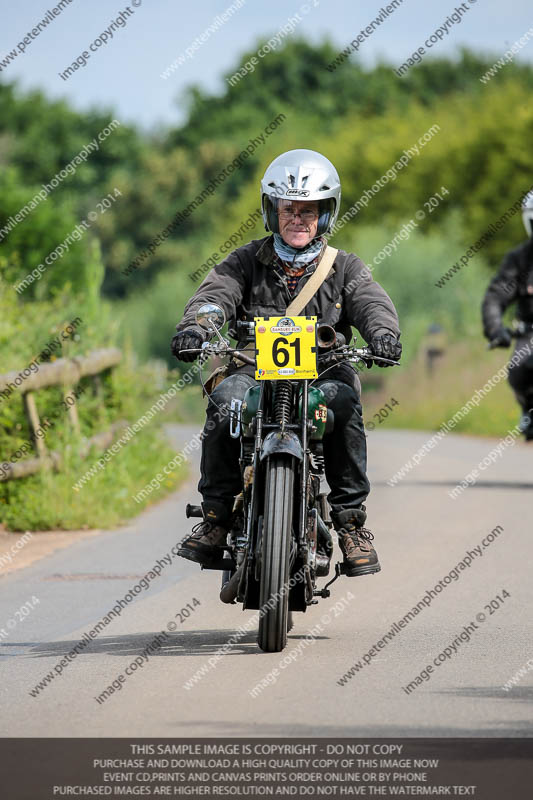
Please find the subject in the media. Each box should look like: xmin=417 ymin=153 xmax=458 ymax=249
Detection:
xmin=1 ymin=0 xmax=532 ymax=130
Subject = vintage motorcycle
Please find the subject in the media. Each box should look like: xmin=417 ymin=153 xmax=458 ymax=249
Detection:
xmin=182 ymin=303 xmax=397 ymax=652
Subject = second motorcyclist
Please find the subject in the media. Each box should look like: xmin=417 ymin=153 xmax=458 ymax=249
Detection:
xmin=482 ymin=191 xmax=533 ymax=439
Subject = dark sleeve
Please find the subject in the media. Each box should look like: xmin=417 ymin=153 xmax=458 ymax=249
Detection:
xmin=343 ymin=255 xmax=401 ymax=342
xmin=481 ymin=251 xmax=519 ymax=339
xmin=175 ymin=249 xmax=247 ymax=337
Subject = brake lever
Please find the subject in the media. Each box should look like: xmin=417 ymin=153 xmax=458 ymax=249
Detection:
xmin=347 ymin=348 xmax=400 ymax=367
xmin=365 ymin=354 xmax=401 ymax=366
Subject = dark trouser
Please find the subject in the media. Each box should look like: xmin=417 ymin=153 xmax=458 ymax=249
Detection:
xmin=198 ymin=374 xmax=370 ymax=516
xmin=507 ymin=333 xmax=533 ymax=417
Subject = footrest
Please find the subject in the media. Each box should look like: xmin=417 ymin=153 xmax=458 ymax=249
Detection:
xmin=314 ymin=561 xmax=346 ymax=598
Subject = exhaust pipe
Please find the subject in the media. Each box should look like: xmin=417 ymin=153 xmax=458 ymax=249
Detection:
xmin=317 ymin=324 xmax=337 ymax=349
xmin=317 ymin=325 xmax=346 ymax=350
xmin=220 ymin=563 xmax=244 ymax=604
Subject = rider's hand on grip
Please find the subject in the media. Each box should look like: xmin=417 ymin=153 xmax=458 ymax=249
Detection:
xmin=488 ymin=327 xmax=512 ymax=349
xmin=368 ymin=334 xmax=402 ymax=368
xmin=171 ymin=329 xmax=205 ymax=362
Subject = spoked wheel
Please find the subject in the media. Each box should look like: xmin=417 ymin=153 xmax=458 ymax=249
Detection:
xmin=258 ymin=455 xmax=294 ymax=652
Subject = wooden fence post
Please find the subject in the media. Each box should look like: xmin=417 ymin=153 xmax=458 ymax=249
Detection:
xmin=62 ymin=388 xmax=81 ymax=434
xmin=23 ymin=391 xmax=47 ymax=458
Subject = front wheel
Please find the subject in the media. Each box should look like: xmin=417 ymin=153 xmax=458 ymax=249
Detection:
xmin=258 ymin=455 xmax=295 ymax=652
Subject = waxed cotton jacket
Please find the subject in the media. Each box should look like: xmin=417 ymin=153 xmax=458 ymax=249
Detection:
xmin=482 ymin=238 xmax=533 ymax=339
xmin=177 ymin=236 xmax=400 ymax=351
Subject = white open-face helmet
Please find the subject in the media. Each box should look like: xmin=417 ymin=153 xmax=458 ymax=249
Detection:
xmin=261 ymin=149 xmax=341 ymax=237
xmin=522 ymin=191 xmax=533 ymax=237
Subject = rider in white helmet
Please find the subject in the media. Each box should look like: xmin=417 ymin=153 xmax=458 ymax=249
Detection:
xmin=482 ymin=190 xmax=533 ymax=439
xmin=172 ymin=149 xmax=402 ymax=575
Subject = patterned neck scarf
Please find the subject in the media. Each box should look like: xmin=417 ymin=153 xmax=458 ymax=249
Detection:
xmin=273 ymin=233 xmax=324 ymax=267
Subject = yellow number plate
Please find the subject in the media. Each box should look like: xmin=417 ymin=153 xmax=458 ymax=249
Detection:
xmin=254 ymin=316 xmax=317 ymax=380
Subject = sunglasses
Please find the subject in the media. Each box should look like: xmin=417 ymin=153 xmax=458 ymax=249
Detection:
xmin=278 ymin=207 xmax=319 ymax=221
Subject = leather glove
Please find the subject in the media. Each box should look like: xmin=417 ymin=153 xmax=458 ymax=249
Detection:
xmin=171 ymin=329 xmax=205 ymax=362
xmin=369 ymin=334 xmax=402 ymax=368
xmin=488 ymin=327 xmax=512 ymax=349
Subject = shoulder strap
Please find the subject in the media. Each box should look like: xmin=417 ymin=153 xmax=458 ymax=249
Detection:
xmin=286 ymin=246 xmax=338 ymax=315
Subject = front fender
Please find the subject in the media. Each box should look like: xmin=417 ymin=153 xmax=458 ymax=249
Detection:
xmin=259 ymin=430 xmax=303 ymax=462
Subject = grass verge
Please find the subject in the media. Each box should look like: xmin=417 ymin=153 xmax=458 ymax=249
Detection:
xmin=0 ymin=426 xmax=186 ymax=532
xmin=362 ymin=338 xmax=522 ymax=437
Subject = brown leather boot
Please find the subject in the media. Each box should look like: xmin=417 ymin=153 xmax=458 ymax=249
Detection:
xmin=178 ymin=501 xmax=230 ymax=565
xmin=331 ymin=507 xmax=381 ymax=577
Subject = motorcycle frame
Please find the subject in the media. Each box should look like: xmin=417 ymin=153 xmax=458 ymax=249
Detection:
xmin=239 ymin=377 xmax=317 ymax=612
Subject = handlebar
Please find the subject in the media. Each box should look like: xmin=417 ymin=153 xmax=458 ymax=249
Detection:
xmin=179 ymin=343 xmax=257 ymax=366
xmin=327 ymin=346 xmax=400 ymax=366
xmin=179 ymin=343 xmax=400 ymax=368
xmin=227 ymin=350 xmax=256 ymax=366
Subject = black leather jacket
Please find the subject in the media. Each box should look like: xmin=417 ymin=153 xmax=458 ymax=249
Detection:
xmin=482 ymin=238 xmax=533 ymax=338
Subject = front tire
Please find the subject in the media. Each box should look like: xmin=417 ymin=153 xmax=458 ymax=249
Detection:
xmin=258 ymin=455 xmax=295 ymax=652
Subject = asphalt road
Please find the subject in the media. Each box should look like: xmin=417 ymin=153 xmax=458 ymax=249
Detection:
xmin=1 ymin=424 xmax=532 ymax=737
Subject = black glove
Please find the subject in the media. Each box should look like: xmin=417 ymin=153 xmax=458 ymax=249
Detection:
xmin=488 ymin=327 xmax=512 ymax=349
xmin=171 ymin=329 xmax=205 ymax=362
xmin=368 ymin=334 xmax=402 ymax=368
